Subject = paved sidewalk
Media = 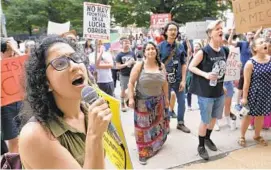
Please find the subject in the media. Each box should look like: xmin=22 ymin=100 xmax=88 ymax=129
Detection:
xmin=106 ymin=83 xmax=271 ymax=169
xmin=184 ymin=141 xmax=271 ymax=169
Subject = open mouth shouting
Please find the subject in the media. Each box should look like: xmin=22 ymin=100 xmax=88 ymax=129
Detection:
xmin=72 ymin=75 xmax=85 ymax=87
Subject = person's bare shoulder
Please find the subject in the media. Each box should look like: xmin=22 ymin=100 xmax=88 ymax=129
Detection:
xmin=19 ymin=122 xmax=81 ymax=169
xmin=19 ymin=122 xmax=54 ymax=154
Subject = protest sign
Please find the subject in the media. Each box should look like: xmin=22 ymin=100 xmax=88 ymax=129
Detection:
xmin=150 ymin=14 xmax=171 ymax=28
xmin=224 ymin=47 xmax=242 ymax=81
xmin=47 ymin=21 xmax=70 ymax=35
xmin=1 ymin=55 xmax=27 ymax=106
xmin=83 ymin=2 xmax=111 ymax=40
xmin=232 ymin=0 xmax=271 ymax=33
xmin=94 ymin=87 xmax=133 ymax=169
xmin=185 ymin=21 xmax=209 ymax=39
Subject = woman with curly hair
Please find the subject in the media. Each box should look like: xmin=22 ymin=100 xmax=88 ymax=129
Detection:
xmin=18 ymin=35 xmax=112 ymax=169
xmin=127 ymin=41 xmax=169 ymax=165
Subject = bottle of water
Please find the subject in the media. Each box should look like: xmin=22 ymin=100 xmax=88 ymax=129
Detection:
xmin=240 ymin=104 xmax=250 ymax=116
xmin=209 ymin=79 xmax=217 ymax=86
xmin=209 ymin=72 xmax=218 ymax=86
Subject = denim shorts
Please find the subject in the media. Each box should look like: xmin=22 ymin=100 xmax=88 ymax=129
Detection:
xmin=1 ymin=101 xmax=22 ymax=140
xmin=197 ymin=95 xmax=225 ymax=124
xmin=224 ymin=81 xmax=234 ymax=98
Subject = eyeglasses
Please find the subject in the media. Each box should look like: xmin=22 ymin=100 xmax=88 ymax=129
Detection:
xmin=46 ymin=53 xmax=84 ymax=71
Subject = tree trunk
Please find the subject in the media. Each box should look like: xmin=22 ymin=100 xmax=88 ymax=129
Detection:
xmin=28 ymin=25 xmax=32 ymax=36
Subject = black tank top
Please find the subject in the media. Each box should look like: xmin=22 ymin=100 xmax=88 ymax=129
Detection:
xmin=189 ymin=44 xmax=229 ymax=98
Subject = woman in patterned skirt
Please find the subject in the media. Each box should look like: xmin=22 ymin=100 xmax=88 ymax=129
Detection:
xmin=239 ymin=37 xmax=271 ymax=147
xmin=128 ymin=42 xmax=169 ymax=165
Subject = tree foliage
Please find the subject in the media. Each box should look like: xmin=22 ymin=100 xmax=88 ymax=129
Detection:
xmin=2 ymin=0 xmax=231 ymax=36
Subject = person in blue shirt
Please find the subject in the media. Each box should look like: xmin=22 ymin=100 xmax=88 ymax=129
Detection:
xmin=228 ymin=27 xmax=262 ymax=112
xmin=158 ymin=21 xmax=190 ymax=133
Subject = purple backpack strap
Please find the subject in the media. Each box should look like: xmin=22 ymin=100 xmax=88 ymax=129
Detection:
xmin=1 ymin=153 xmax=22 ymax=169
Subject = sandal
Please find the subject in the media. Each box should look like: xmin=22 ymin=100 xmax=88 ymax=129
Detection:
xmin=238 ymin=137 xmax=246 ymax=147
xmin=253 ymin=136 xmax=268 ymax=146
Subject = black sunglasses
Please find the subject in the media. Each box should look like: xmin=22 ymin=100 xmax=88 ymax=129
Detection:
xmin=46 ymin=53 xmax=84 ymax=71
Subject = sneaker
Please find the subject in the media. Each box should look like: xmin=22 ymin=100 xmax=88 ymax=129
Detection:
xmin=248 ymin=125 xmax=254 ymax=130
xmin=214 ymin=123 xmax=220 ymax=131
xmin=169 ymin=110 xmax=177 ymax=118
xmin=139 ymin=157 xmax=147 ymax=165
xmin=187 ymin=107 xmax=192 ymax=111
xmin=205 ymin=138 xmax=218 ymax=151
xmin=177 ymin=123 xmax=191 ymax=133
xmin=198 ymin=146 xmax=209 ymax=160
xmin=230 ymin=113 xmax=237 ymax=120
xmin=225 ymin=116 xmax=231 ymax=127
xmin=121 ymin=104 xmax=128 ymax=112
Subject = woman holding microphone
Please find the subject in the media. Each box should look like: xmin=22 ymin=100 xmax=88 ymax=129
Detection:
xmin=19 ymin=35 xmax=111 ymax=169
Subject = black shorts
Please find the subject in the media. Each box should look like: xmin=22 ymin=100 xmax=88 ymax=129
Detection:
xmin=237 ymin=70 xmax=244 ymax=90
xmin=1 ymin=102 xmax=22 ymax=140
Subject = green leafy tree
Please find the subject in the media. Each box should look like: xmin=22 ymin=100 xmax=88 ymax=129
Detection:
xmin=2 ymin=0 xmax=231 ymax=35
xmin=112 ymin=0 xmax=230 ymax=27
xmin=3 ymin=0 xmax=49 ymax=35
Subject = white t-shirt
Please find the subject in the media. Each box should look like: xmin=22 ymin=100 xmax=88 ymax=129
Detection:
xmin=96 ymin=51 xmax=113 ymax=83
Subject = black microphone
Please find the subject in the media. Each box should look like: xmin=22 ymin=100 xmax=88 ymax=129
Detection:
xmin=81 ymin=85 xmax=123 ymax=145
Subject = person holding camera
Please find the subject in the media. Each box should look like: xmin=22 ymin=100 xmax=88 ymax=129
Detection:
xmin=158 ymin=21 xmax=190 ymax=133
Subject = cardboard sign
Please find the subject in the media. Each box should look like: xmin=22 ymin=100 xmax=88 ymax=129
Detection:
xmin=232 ymin=0 xmax=271 ymax=33
xmin=94 ymin=87 xmax=133 ymax=169
xmin=150 ymin=14 xmax=171 ymax=28
xmin=224 ymin=47 xmax=242 ymax=81
xmin=185 ymin=21 xmax=209 ymax=39
xmin=1 ymin=55 xmax=27 ymax=106
xmin=83 ymin=2 xmax=111 ymax=40
xmin=47 ymin=21 xmax=70 ymax=35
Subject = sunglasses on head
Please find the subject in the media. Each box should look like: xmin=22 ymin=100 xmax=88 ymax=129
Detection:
xmin=46 ymin=53 xmax=84 ymax=71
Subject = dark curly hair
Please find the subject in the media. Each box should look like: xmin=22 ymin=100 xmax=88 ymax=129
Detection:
xmin=143 ymin=41 xmax=162 ymax=70
xmin=20 ymin=35 xmax=91 ymax=127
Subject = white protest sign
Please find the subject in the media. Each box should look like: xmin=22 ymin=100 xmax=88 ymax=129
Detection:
xmin=224 ymin=47 xmax=242 ymax=81
xmin=83 ymin=2 xmax=111 ymax=40
xmin=185 ymin=21 xmax=209 ymax=39
xmin=47 ymin=21 xmax=70 ymax=35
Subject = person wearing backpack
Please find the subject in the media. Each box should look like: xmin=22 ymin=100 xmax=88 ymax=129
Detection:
xmin=158 ymin=21 xmax=190 ymax=133
xmin=189 ymin=20 xmax=229 ymax=160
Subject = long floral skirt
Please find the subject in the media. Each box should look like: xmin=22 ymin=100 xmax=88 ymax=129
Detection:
xmin=134 ymin=95 xmax=169 ymax=159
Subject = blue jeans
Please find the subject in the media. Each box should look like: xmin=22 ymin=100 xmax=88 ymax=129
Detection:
xmin=197 ymin=95 xmax=225 ymax=124
xmin=168 ymin=82 xmax=186 ymax=123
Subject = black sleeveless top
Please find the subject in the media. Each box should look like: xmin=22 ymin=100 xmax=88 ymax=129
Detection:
xmin=189 ymin=44 xmax=229 ymax=98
